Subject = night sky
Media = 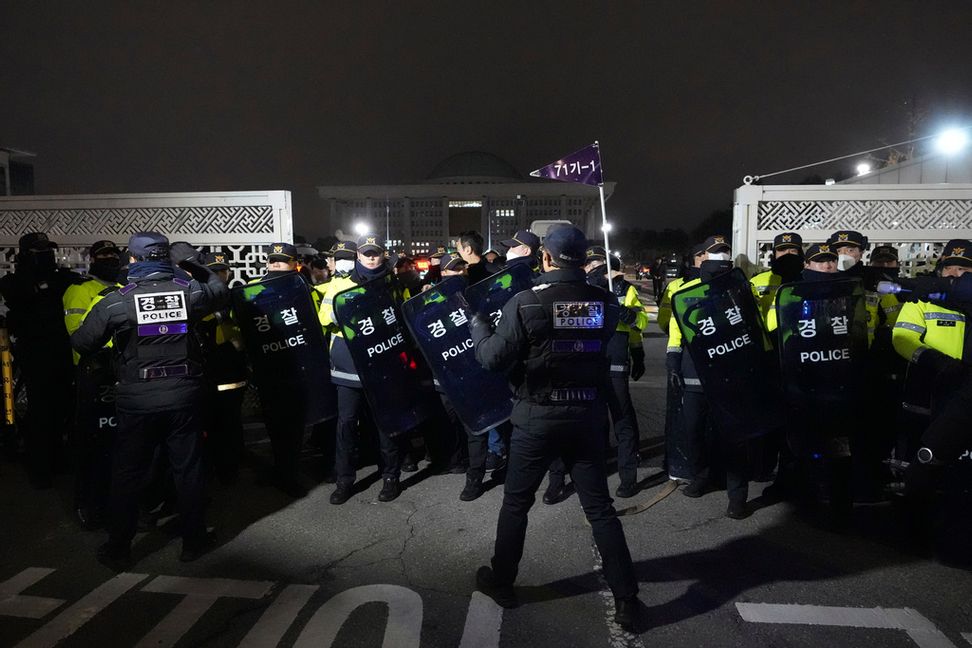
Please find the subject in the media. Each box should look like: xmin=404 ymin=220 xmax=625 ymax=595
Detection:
xmin=3 ymin=1 xmax=972 ymax=238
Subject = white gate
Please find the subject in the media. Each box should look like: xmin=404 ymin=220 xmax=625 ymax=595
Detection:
xmin=0 ymin=190 xmax=293 ymax=286
xmin=733 ymin=183 xmax=972 ymax=276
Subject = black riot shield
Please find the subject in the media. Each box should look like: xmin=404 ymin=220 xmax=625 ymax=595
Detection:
xmin=332 ymin=276 xmax=432 ymax=437
xmin=672 ymin=269 xmax=782 ymax=441
xmin=464 ymin=262 xmax=536 ymax=327
xmin=402 ymin=276 xmax=512 ymax=434
xmin=231 ymin=273 xmax=335 ymax=426
xmin=774 ymin=278 xmax=867 ymax=456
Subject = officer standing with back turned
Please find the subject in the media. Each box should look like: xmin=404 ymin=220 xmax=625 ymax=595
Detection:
xmin=72 ymin=232 xmax=228 ymax=568
xmin=469 ymin=225 xmax=640 ymax=631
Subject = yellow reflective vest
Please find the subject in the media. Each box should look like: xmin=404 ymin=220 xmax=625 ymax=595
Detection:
xmin=617 ymin=282 xmax=648 ymax=348
xmin=657 ymin=276 xmax=687 ymax=334
xmin=749 ymin=269 xmax=780 ymax=325
xmin=892 ymin=299 xmax=965 ymax=363
xmin=64 ymin=277 xmax=118 ymax=364
xmin=666 ymin=277 xmax=701 ymax=352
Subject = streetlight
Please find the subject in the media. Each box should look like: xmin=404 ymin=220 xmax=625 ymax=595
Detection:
xmin=855 ymin=162 xmax=871 ymax=176
xmin=935 ymin=128 xmax=969 ymax=155
xmin=601 ymin=222 xmax=613 ymax=233
xmin=353 ymin=221 xmax=369 ymax=236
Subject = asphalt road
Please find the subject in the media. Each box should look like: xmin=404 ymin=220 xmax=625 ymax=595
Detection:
xmin=1 ymin=281 xmax=971 ymax=647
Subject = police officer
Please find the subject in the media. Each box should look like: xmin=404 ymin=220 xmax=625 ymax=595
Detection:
xmin=249 ymin=242 xmax=314 ymax=497
xmin=750 ymin=232 xmax=804 ymax=324
xmin=72 ymin=232 xmax=228 ymax=567
xmin=670 ymin=235 xmax=751 ymax=519
xmin=499 ymin=230 xmax=540 ymax=272
xmin=470 ymin=225 xmax=640 ymax=630
xmin=64 ymin=240 xmax=123 ymax=526
xmin=422 ymin=244 xmax=449 ymax=288
xmin=320 ymin=235 xmax=407 ymax=504
xmin=0 ymin=232 xmax=81 ymax=489
xmin=197 ymin=252 xmax=247 ymax=485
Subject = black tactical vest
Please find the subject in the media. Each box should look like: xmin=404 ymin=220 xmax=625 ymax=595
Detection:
xmin=516 ymin=280 xmax=619 ymax=404
xmin=115 ymin=278 xmax=202 ymax=383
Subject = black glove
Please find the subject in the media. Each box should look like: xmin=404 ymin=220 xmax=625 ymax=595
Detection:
xmin=169 ymin=241 xmax=200 ymax=267
xmin=916 ymin=347 xmax=966 ymax=379
xmin=468 ymin=312 xmax=491 ymax=343
xmin=630 ymin=347 xmax=645 ymax=381
xmin=665 ymin=351 xmax=683 ymax=390
xmin=668 ymin=370 xmax=684 ymax=391
xmin=618 ymin=305 xmax=638 ymax=326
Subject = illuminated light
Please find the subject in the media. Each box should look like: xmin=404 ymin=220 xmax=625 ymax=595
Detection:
xmin=601 ymin=222 xmax=613 ymax=233
xmin=353 ymin=222 xmax=369 ymax=236
xmin=935 ymin=128 xmax=969 ymax=155
xmin=449 ymin=200 xmax=483 ymax=208
xmin=416 ymin=259 xmax=430 ymax=271
xmin=825 ymin=178 xmax=836 ymax=185
xmin=855 ymin=163 xmax=871 ymax=176
xmin=613 ymin=251 xmax=621 ymax=258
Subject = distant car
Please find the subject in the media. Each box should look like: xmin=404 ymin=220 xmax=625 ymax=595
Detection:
xmin=636 ymin=263 xmax=651 ymax=280
xmin=663 ymin=255 xmax=681 ymax=279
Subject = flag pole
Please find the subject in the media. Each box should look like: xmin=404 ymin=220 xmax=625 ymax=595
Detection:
xmin=598 ymin=184 xmax=613 ymax=293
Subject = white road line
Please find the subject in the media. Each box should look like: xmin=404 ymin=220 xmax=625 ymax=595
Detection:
xmin=293 ymin=584 xmax=423 ymax=648
xmin=590 ymin=543 xmax=644 ymax=648
xmin=0 ymin=568 xmax=64 ymax=619
xmin=238 ymin=584 xmax=319 ymax=648
xmin=136 ymin=576 xmax=274 ymax=648
xmin=736 ymin=603 xmax=957 ymax=648
xmin=15 ymin=572 xmax=149 ymax=648
xmin=961 ymin=632 xmax=972 ymax=645
xmin=457 ymin=591 xmax=503 ymax=648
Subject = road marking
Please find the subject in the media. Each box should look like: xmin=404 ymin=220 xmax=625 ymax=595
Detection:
xmin=294 ymin=584 xmax=422 ymax=648
xmin=238 ymin=584 xmax=319 ymax=648
xmin=457 ymin=591 xmax=503 ymax=648
xmin=736 ymin=603 xmax=957 ymax=648
xmin=962 ymin=632 xmax=972 ymax=646
xmin=0 ymin=568 xmax=64 ymax=619
xmin=15 ymin=572 xmax=148 ymax=648
xmin=590 ymin=543 xmax=644 ymax=648
xmin=136 ymin=576 xmax=274 ymax=648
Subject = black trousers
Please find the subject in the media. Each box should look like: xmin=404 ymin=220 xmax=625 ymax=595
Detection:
xmin=608 ymin=368 xmax=641 ymax=486
xmin=681 ymin=390 xmax=749 ymax=501
xmin=109 ymin=408 xmax=205 ymax=545
xmin=21 ymin=360 xmax=73 ymax=485
xmin=492 ymin=415 xmax=638 ymax=601
xmin=204 ymin=385 xmax=245 ymax=482
xmin=262 ymin=393 xmax=305 ymax=480
xmin=335 ymin=385 xmax=402 ymax=484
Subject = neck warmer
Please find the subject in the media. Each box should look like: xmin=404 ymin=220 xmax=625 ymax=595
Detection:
xmin=128 ymin=260 xmax=173 ymax=279
xmin=353 ymin=260 xmax=388 ymax=283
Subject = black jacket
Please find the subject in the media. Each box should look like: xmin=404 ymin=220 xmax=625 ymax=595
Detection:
xmin=471 ymin=267 xmax=619 ymax=432
xmin=71 ymin=266 xmax=229 ymax=413
xmin=0 ymin=266 xmax=80 ymax=371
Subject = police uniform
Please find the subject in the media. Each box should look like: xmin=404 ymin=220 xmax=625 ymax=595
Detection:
xmin=248 ymin=242 xmax=314 ymax=496
xmin=0 ymin=232 xmax=82 ymax=489
xmin=64 ymin=240 xmax=122 ymax=526
xmin=749 ymin=232 xmax=804 ymax=325
xmin=197 ymin=252 xmax=247 ymax=484
xmin=72 ymin=232 xmax=228 ymax=565
xmin=320 ymin=236 xmax=408 ymax=504
xmin=471 ymin=226 xmax=639 ymax=628
xmin=669 ymin=236 xmax=751 ymax=518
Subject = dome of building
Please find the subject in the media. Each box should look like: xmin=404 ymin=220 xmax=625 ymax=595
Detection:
xmin=425 ymin=151 xmax=522 ymax=184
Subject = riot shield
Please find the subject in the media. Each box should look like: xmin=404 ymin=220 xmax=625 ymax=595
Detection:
xmin=231 ymin=273 xmax=335 ymax=426
xmin=464 ymin=262 xmax=536 ymax=327
xmin=332 ymin=275 xmax=432 ymax=437
xmin=672 ymin=269 xmax=782 ymax=441
xmin=402 ymin=276 xmax=512 ymax=434
xmin=774 ymin=278 xmax=867 ymax=456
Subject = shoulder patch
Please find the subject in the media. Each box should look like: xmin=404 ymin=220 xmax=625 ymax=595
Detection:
xmin=118 ymin=283 xmax=138 ymax=295
xmin=173 ymin=277 xmax=191 ymax=287
xmin=532 ymin=283 xmax=551 ymax=292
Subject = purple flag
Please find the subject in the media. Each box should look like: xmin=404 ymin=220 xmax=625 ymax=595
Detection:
xmin=529 ymin=141 xmax=603 ymax=186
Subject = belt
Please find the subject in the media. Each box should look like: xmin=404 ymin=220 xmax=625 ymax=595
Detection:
xmin=548 ymin=387 xmax=597 ymax=402
xmin=139 ymin=364 xmax=189 ymax=380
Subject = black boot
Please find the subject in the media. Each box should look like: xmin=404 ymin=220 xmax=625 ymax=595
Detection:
xmin=378 ymin=477 xmax=401 ymax=502
xmin=460 ymin=475 xmax=484 ymax=502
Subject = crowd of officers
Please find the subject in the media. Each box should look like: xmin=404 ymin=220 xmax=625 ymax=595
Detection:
xmin=658 ymin=229 xmax=972 ymax=545
xmin=1 ymin=221 xmax=968 ymax=622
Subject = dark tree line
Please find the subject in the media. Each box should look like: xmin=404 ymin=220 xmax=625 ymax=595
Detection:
xmin=611 ymin=209 xmax=732 ymax=262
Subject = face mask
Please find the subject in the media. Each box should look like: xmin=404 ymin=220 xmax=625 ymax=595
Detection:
xmin=506 ymin=246 xmax=525 ymax=260
xmin=700 ymin=259 xmax=733 ymax=280
xmin=90 ymin=258 xmax=121 ymax=282
xmin=837 ymin=254 xmax=857 ymax=271
xmin=335 ymin=259 xmax=354 ymax=273
xmin=707 ymin=252 xmax=729 ymax=261
xmin=23 ymin=250 xmax=56 ymax=275
xmin=771 ymin=253 xmax=804 ymax=281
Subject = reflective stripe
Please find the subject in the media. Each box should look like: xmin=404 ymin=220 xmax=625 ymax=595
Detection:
xmin=330 ymin=369 xmax=360 ymax=381
xmin=902 ymin=402 xmax=931 ymax=416
xmin=894 ymin=321 xmax=926 ymax=334
xmin=609 ymin=364 xmax=628 ymax=373
xmin=64 ymin=308 xmax=87 ymax=315
xmin=683 ymin=378 xmax=701 ymax=386
xmin=924 ymin=312 xmax=965 ymax=322
xmin=322 ymin=298 xmax=333 ymax=305
xmin=884 ymin=304 xmax=902 ymax=314
xmin=911 ymin=347 xmax=927 ymax=364
xmin=217 ymin=381 xmax=247 ymax=391
xmin=666 ymin=346 xmax=682 ymax=353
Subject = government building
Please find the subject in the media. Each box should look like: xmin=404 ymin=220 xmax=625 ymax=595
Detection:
xmin=317 ymin=151 xmax=615 ymax=255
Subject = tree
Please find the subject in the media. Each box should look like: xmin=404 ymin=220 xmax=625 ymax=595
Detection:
xmin=690 ymin=209 xmax=732 ymax=244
